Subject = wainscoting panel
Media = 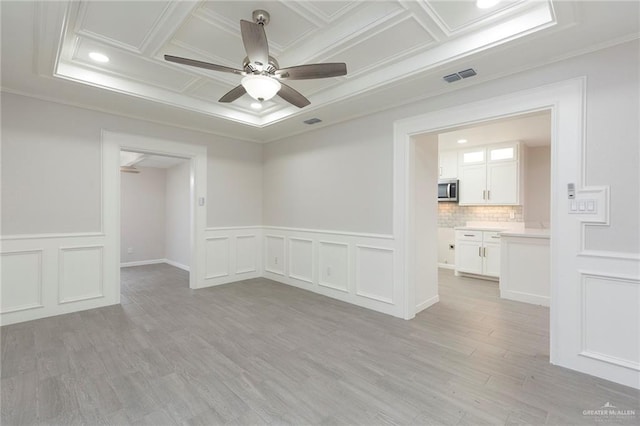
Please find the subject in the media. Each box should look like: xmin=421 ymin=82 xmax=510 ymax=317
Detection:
xmin=262 ymin=227 xmax=402 ymax=317
xmin=0 ymin=250 xmax=43 ymax=314
xmin=318 ymin=241 xmax=349 ymax=292
xmin=265 ymin=235 xmax=285 ymax=276
xmin=205 ymin=237 xmax=229 ymax=279
xmin=236 ymin=235 xmax=257 ymax=274
xmin=202 ymin=227 xmax=262 ymax=287
xmin=580 ymin=273 xmax=640 ymax=371
xmin=0 ymin=233 xmax=117 ymax=326
xmin=59 ymin=246 xmax=104 ymax=304
xmin=355 ymin=245 xmax=394 ymax=304
xmin=288 ymin=238 xmax=313 ymax=284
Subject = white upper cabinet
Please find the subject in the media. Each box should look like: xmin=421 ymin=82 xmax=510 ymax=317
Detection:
xmin=458 ymin=141 xmax=522 ymax=205
xmin=438 ymin=150 xmax=458 ymax=179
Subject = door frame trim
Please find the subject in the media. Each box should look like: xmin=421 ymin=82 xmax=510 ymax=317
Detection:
xmin=102 ymin=131 xmax=207 ymax=292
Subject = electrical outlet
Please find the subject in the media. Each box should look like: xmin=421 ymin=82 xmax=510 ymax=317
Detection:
xmin=127 ymin=247 xmax=133 ymax=254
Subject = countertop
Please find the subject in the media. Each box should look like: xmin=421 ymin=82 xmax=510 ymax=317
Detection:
xmin=499 ymin=228 xmax=550 ymax=239
xmin=454 ymin=226 xmax=508 ymax=232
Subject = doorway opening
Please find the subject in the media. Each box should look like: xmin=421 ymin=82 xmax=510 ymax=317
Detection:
xmin=119 ymin=150 xmax=191 ymax=286
xmin=102 ymin=131 xmax=208 ymax=297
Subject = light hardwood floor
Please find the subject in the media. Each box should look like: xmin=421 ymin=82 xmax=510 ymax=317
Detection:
xmin=2 ymin=265 xmax=639 ymax=425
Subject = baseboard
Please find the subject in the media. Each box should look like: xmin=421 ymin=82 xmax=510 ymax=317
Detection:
xmin=500 ymin=289 xmax=550 ymax=307
xmin=416 ymin=295 xmax=440 ymax=314
xmin=438 ymin=263 xmax=455 ymax=270
xmin=120 ymin=259 xmax=166 ymax=268
xmin=165 ymin=259 xmax=190 ymax=272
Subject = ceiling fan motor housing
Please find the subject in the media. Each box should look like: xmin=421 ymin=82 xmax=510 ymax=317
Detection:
xmin=243 ymin=56 xmax=279 ymax=74
xmin=252 ymin=10 xmax=270 ymax=26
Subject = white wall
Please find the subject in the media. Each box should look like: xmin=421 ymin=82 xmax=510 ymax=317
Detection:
xmin=208 ymin=140 xmax=263 ymax=228
xmin=263 ymin=40 xmax=639 ymax=254
xmin=262 ymin=116 xmax=393 ymax=234
xmin=524 ymin=146 xmax=551 ymax=228
xmin=413 ymin=135 xmax=439 ymax=310
xmin=165 ymin=161 xmax=191 ymax=269
xmin=0 ymin=92 xmax=263 ymax=234
xmin=120 ymin=166 xmax=166 ymax=263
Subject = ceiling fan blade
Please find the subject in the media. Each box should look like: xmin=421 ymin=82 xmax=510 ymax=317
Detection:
xmin=275 ymin=63 xmax=347 ymax=80
xmin=277 ymin=82 xmax=310 ymax=108
xmin=240 ymin=20 xmax=269 ymax=68
xmin=164 ymin=55 xmax=244 ymax=75
xmin=219 ymin=85 xmax=247 ymax=103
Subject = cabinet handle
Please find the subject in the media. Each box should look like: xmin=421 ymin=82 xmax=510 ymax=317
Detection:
xmin=478 ymin=247 xmax=482 ymax=257
xmin=482 ymin=190 xmax=486 ymax=200
xmin=483 ymin=247 xmax=487 ymax=257
xmin=487 ymin=190 xmax=491 ymax=200
xmin=464 ymin=234 xmax=475 ymax=237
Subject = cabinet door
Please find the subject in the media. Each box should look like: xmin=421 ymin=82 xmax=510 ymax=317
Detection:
xmin=459 ymin=164 xmax=486 ymax=205
xmin=486 ymin=162 xmax=518 ymax=204
xmin=439 ymin=150 xmax=458 ymax=178
xmin=455 ymin=241 xmax=483 ymax=274
xmin=483 ymin=242 xmax=501 ymax=277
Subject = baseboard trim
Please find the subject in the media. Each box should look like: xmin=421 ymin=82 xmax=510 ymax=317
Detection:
xmin=416 ymin=295 xmax=440 ymax=314
xmin=165 ymin=259 xmax=190 ymax=272
xmin=438 ymin=263 xmax=455 ymax=270
xmin=500 ymin=289 xmax=550 ymax=307
xmin=121 ymin=259 xmax=165 ymax=268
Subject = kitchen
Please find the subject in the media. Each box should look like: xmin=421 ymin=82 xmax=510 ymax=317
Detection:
xmin=437 ymin=110 xmax=551 ymax=307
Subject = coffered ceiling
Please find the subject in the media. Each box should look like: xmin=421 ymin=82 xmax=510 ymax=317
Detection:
xmin=1 ymin=1 xmax=639 ymax=142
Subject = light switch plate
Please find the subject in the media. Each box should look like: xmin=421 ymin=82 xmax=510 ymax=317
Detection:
xmin=567 ymin=186 xmax=608 ymax=224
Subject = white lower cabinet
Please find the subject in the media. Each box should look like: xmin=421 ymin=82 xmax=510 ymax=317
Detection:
xmin=455 ymin=230 xmax=501 ymax=278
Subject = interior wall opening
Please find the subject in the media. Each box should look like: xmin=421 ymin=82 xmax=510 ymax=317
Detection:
xmin=119 ymin=150 xmax=191 ymax=286
xmin=411 ymin=109 xmax=552 ymax=347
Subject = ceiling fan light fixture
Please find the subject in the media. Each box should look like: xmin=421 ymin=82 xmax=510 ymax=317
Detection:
xmin=241 ymin=75 xmax=281 ymax=101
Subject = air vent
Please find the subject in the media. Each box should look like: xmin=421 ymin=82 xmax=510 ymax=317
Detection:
xmin=443 ymin=73 xmax=462 ymax=83
xmin=458 ymin=68 xmax=477 ymax=79
xmin=303 ymin=118 xmax=322 ymax=125
xmin=443 ymin=68 xmax=477 ymax=83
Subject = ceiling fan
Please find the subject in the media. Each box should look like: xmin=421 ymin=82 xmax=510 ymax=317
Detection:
xmin=164 ymin=10 xmax=347 ymax=108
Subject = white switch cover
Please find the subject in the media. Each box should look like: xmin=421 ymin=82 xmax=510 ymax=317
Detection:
xmin=567 ymin=186 xmax=608 ymax=224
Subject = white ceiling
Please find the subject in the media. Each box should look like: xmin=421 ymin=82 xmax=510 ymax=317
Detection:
xmin=1 ymin=1 xmax=638 ymax=143
xmin=438 ymin=110 xmax=551 ymax=150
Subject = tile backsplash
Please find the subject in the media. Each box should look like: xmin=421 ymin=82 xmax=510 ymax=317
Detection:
xmin=438 ymin=203 xmax=523 ymax=228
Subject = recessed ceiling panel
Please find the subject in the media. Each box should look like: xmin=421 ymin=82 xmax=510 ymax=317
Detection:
xmin=298 ymin=1 xmax=359 ymax=22
xmin=200 ymin=1 xmax=316 ymax=50
xmin=279 ymin=78 xmax=342 ymax=97
xmin=426 ymin=0 xmax=522 ymax=33
xmin=75 ymin=38 xmax=195 ymax=91
xmin=78 ymin=1 xmax=171 ymax=50
xmin=325 ymin=18 xmax=433 ymax=75
xmin=171 ymin=14 xmax=245 ymax=68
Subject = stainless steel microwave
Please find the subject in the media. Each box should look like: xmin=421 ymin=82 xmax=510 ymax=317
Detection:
xmin=438 ymin=179 xmax=458 ymax=202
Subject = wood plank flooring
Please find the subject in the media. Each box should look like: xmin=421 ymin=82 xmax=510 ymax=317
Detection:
xmin=2 ymin=265 xmax=639 ymax=425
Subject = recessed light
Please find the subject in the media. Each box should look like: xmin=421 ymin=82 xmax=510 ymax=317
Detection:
xmin=89 ymin=52 xmax=109 ymax=63
xmin=250 ymin=102 xmax=262 ymax=110
xmin=457 ymin=139 xmax=468 ymax=144
xmin=476 ymin=0 xmax=500 ymax=9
